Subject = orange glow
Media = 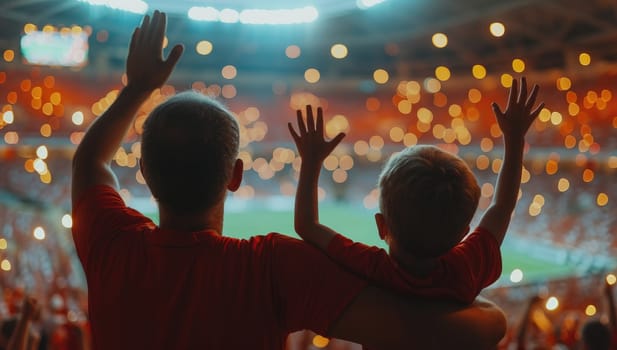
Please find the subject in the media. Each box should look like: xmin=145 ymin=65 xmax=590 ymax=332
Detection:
xmin=597 ymin=193 xmax=608 ymax=207
xmin=50 ymin=92 xmax=61 ymax=105
xmin=43 ymin=76 xmax=55 ymax=88
xmin=468 ymin=88 xmax=482 ymax=103
xmin=366 ymin=97 xmax=380 ymax=111
xmin=40 ymin=124 xmax=52 ymax=137
xmin=476 ymin=155 xmax=490 ymax=170
xmin=20 ymin=79 xmax=31 ymax=92
xmin=7 ymin=92 xmax=17 ymax=104
xmin=4 ymin=132 xmax=18 ymax=144
xmin=545 ymin=160 xmax=558 ymax=175
xmin=3 ymin=50 xmax=14 ymax=62
xmin=373 ymin=69 xmax=389 ymax=84
xmin=433 ymin=92 xmax=447 ymax=107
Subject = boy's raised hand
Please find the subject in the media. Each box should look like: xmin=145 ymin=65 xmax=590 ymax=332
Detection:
xmin=491 ymin=77 xmax=544 ymax=143
xmin=126 ymin=10 xmax=184 ymax=92
xmin=288 ymin=105 xmax=345 ymax=164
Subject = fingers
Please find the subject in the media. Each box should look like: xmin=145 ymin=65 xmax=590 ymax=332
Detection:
xmin=525 ymin=84 xmax=540 ymax=110
xmin=152 ymin=10 xmax=166 ymax=51
xmin=144 ymin=10 xmax=160 ymax=47
xmin=518 ymin=77 xmax=527 ymax=105
xmin=288 ymin=122 xmax=300 ymax=143
xmin=165 ymin=44 xmax=184 ymax=70
xmin=316 ymin=107 xmax=324 ymax=136
xmin=491 ymin=102 xmax=504 ymax=118
xmin=296 ymin=110 xmax=307 ymax=135
xmin=529 ymin=102 xmax=545 ymax=119
xmin=139 ymin=14 xmax=150 ymax=46
xmin=129 ymin=28 xmax=140 ymax=52
xmin=507 ymin=78 xmax=518 ymax=110
xmin=330 ymin=132 xmax=346 ymax=149
xmin=306 ymin=105 xmax=315 ymax=133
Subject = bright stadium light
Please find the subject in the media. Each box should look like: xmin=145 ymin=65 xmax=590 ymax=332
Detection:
xmin=357 ymin=0 xmax=387 ymax=9
xmin=240 ymin=7 xmax=318 ymax=25
xmin=78 ymin=0 xmax=148 ymax=14
xmin=189 ymin=6 xmax=319 ymax=24
xmin=188 ymin=7 xmax=219 ymax=21
xmin=219 ymin=9 xmax=240 ymax=23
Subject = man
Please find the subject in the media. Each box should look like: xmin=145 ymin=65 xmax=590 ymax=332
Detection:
xmin=71 ymin=10 xmax=505 ymax=349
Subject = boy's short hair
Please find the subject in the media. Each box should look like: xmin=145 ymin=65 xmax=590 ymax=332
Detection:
xmin=378 ymin=145 xmax=480 ymax=258
xmin=141 ymin=91 xmax=239 ymax=214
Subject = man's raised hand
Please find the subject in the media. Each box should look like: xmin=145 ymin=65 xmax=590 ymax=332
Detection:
xmin=126 ymin=10 xmax=184 ymax=92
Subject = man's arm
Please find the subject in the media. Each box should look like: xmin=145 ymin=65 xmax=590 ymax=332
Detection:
xmin=71 ymin=10 xmax=183 ymax=204
xmin=478 ymin=77 xmax=544 ymax=245
xmin=330 ymin=289 xmax=506 ymax=349
xmin=288 ymin=105 xmax=345 ymax=250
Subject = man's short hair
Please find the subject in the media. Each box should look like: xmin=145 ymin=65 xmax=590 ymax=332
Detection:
xmin=582 ymin=320 xmax=611 ymax=350
xmin=378 ymin=145 xmax=480 ymax=258
xmin=141 ymin=91 xmax=239 ymax=214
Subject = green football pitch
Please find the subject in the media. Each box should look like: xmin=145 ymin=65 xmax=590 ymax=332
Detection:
xmin=147 ymin=202 xmax=576 ymax=284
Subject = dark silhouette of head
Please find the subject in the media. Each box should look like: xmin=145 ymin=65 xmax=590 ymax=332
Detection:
xmin=378 ymin=145 xmax=480 ymax=258
xmin=581 ymin=320 xmax=610 ymax=350
xmin=141 ymin=91 xmax=239 ymax=214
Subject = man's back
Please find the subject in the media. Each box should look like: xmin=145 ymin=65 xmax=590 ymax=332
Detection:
xmin=73 ymin=186 xmax=365 ymax=349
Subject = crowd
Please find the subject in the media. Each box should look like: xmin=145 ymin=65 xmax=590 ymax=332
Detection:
xmin=0 ymin=9 xmax=616 ymax=350
xmin=0 ymin=138 xmax=615 ymax=348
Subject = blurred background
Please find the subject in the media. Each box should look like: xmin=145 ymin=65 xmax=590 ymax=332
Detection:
xmin=0 ymin=0 xmax=616 ymax=348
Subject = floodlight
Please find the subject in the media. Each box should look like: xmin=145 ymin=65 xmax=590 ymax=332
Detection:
xmin=78 ymin=0 xmax=148 ymax=14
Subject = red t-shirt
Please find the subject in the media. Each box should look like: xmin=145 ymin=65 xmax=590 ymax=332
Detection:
xmin=72 ymin=186 xmax=366 ymax=350
xmin=326 ymin=227 xmax=501 ymax=304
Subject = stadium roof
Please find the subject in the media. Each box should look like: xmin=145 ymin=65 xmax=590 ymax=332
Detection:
xmin=0 ymin=0 xmax=616 ymax=84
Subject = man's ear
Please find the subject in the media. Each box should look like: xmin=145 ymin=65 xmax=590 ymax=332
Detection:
xmin=375 ymin=213 xmax=389 ymax=241
xmin=227 ymin=159 xmax=243 ymax=192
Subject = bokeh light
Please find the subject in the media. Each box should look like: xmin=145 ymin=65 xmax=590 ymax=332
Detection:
xmin=489 ymin=22 xmax=506 ymax=37
xmin=432 ymin=33 xmax=448 ymax=48
xmin=545 ymin=297 xmax=559 ymax=311
xmin=330 ymin=44 xmax=348 ymax=59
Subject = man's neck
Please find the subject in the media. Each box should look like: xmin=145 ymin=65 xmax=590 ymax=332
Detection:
xmin=158 ymin=202 xmax=224 ymax=234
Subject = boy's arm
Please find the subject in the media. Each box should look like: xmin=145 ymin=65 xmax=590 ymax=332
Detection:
xmin=71 ymin=11 xmax=183 ymax=205
xmin=330 ymin=289 xmax=506 ymax=349
xmin=288 ymin=106 xmax=345 ymax=250
xmin=478 ymin=77 xmax=544 ymax=245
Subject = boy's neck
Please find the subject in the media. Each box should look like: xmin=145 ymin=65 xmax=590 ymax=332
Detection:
xmin=389 ymin=246 xmax=438 ymax=277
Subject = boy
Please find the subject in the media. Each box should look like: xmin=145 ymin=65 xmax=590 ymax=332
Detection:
xmin=289 ymin=78 xmax=543 ymax=303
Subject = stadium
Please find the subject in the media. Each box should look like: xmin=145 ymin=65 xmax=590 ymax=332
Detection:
xmin=0 ymin=0 xmax=616 ymax=348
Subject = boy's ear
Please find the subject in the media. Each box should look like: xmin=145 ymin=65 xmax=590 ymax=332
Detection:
xmin=375 ymin=213 xmax=388 ymax=241
xmin=227 ymin=159 xmax=243 ymax=192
